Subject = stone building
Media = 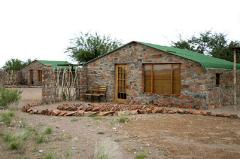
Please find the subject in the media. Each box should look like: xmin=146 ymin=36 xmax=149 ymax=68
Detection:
xmin=21 ymin=60 xmax=70 ymax=86
xmin=81 ymin=41 xmax=240 ymax=109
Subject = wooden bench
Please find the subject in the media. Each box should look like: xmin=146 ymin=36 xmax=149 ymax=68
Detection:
xmin=85 ymin=85 xmax=107 ymax=102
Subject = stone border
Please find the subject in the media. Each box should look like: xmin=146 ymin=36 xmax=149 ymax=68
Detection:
xmin=21 ymin=103 xmax=239 ymax=119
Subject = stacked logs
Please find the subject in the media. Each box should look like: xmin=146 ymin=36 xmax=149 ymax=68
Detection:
xmin=21 ymin=103 xmax=239 ymax=119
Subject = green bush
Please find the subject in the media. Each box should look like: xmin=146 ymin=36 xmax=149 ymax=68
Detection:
xmin=0 ymin=88 xmax=21 ymax=109
xmin=2 ymin=131 xmax=27 ymax=150
xmin=44 ymin=127 xmax=53 ymax=135
xmin=135 ymin=152 xmax=147 ymax=159
xmin=0 ymin=111 xmax=15 ymax=126
xmin=44 ymin=153 xmax=55 ymax=159
xmin=117 ymin=115 xmax=129 ymax=124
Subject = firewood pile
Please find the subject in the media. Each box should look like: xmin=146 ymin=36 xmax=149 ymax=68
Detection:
xmin=21 ymin=103 xmax=239 ymax=119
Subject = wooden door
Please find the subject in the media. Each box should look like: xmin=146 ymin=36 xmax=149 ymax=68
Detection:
xmin=115 ymin=65 xmax=127 ymax=102
xmin=29 ymin=70 xmax=34 ymax=85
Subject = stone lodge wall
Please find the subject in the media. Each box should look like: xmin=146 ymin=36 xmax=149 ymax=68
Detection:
xmin=86 ymin=42 xmax=210 ymax=109
xmin=21 ymin=61 xmax=45 ymax=85
xmin=206 ymin=69 xmax=240 ymax=108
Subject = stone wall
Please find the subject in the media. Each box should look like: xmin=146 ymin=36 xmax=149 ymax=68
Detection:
xmin=42 ymin=66 xmax=86 ymax=104
xmin=85 ymin=42 xmax=211 ymax=109
xmin=0 ymin=70 xmax=4 ymax=87
xmin=0 ymin=70 xmax=22 ymax=86
xmin=42 ymin=66 xmax=57 ymax=104
xmin=206 ymin=69 xmax=240 ymax=108
xmin=76 ymin=67 xmax=87 ymax=100
xmin=21 ymin=61 xmax=45 ymax=86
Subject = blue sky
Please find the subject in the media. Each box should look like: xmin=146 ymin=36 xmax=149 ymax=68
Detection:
xmin=0 ymin=0 xmax=240 ymax=67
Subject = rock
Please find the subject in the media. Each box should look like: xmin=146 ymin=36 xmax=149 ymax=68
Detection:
xmin=137 ymin=109 xmax=146 ymax=114
xmin=92 ymin=106 xmax=100 ymax=112
xmin=59 ymin=111 xmax=67 ymax=116
xmin=76 ymin=110 xmax=84 ymax=116
xmin=167 ymin=110 xmax=176 ymax=114
xmin=52 ymin=109 xmax=61 ymax=116
xmin=192 ymin=110 xmax=201 ymax=115
xmin=229 ymin=114 xmax=238 ymax=119
xmin=65 ymin=111 xmax=76 ymax=116
xmin=177 ymin=109 xmax=184 ymax=114
xmin=145 ymin=108 xmax=153 ymax=114
xmin=117 ymin=111 xmax=129 ymax=116
xmin=84 ymin=111 xmax=98 ymax=117
xmin=98 ymin=111 xmax=115 ymax=116
xmin=216 ymin=113 xmax=230 ymax=117
xmin=152 ymin=107 xmax=163 ymax=113
xmin=129 ymin=110 xmax=138 ymax=115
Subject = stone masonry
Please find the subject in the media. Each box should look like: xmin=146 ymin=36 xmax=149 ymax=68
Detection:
xmin=84 ymin=42 xmax=240 ymax=109
xmin=42 ymin=66 xmax=57 ymax=104
xmin=21 ymin=60 xmax=45 ymax=86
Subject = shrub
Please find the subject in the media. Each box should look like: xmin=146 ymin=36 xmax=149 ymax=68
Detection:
xmin=36 ymin=134 xmax=46 ymax=144
xmin=117 ymin=115 xmax=129 ymax=124
xmin=0 ymin=111 xmax=15 ymax=126
xmin=44 ymin=153 xmax=55 ymax=159
xmin=135 ymin=152 xmax=147 ymax=159
xmin=2 ymin=131 xmax=28 ymax=150
xmin=44 ymin=127 xmax=53 ymax=135
xmin=0 ymin=88 xmax=21 ymax=109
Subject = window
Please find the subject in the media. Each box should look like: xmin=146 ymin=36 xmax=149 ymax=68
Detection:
xmin=143 ymin=63 xmax=181 ymax=95
xmin=38 ymin=70 xmax=42 ymax=82
xmin=216 ymin=73 xmax=220 ymax=87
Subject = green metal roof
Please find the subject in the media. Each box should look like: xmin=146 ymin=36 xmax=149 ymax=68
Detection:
xmin=37 ymin=60 xmax=70 ymax=68
xmin=140 ymin=42 xmax=240 ymax=70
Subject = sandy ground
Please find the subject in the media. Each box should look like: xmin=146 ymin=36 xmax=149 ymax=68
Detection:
xmin=0 ymin=88 xmax=240 ymax=159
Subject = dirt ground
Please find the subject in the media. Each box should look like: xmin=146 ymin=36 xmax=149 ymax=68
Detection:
xmin=1 ymin=88 xmax=240 ymax=159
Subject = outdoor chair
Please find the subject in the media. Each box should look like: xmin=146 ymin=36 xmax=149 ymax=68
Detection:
xmin=85 ymin=85 xmax=107 ymax=102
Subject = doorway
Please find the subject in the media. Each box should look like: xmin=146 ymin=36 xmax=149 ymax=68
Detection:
xmin=29 ymin=70 xmax=34 ymax=85
xmin=115 ymin=64 xmax=127 ymax=102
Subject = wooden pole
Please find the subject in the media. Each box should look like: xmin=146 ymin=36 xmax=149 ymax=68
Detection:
xmin=233 ymin=49 xmax=237 ymax=110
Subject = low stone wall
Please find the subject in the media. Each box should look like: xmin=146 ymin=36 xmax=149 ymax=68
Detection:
xmin=22 ymin=102 xmax=239 ymax=119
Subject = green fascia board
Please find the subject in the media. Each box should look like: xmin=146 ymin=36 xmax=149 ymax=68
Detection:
xmin=140 ymin=42 xmax=240 ymax=70
xmin=37 ymin=60 xmax=70 ymax=69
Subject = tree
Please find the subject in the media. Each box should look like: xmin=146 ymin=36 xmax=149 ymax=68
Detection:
xmin=172 ymin=31 xmax=240 ymax=62
xmin=66 ymin=32 xmax=122 ymax=64
xmin=3 ymin=58 xmax=32 ymax=71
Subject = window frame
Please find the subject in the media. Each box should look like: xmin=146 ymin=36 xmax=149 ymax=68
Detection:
xmin=142 ymin=63 xmax=181 ymax=96
xmin=216 ymin=73 xmax=221 ymax=87
xmin=38 ymin=70 xmax=42 ymax=82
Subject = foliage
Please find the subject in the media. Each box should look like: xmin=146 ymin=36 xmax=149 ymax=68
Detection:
xmin=0 ymin=88 xmax=21 ymax=109
xmin=66 ymin=32 xmax=122 ymax=64
xmin=35 ymin=127 xmax=53 ymax=143
xmin=0 ymin=111 xmax=15 ymax=126
xmin=117 ymin=115 xmax=129 ymax=123
xmin=172 ymin=31 xmax=240 ymax=62
xmin=44 ymin=127 xmax=53 ymax=135
xmin=135 ymin=152 xmax=147 ymax=159
xmin=44 ymin=153 xmax=55 ymax=159
xmin=2 ymin=130 xmax=30 ymax=150
xmin=2 ymin=58 xmax=32 ymax=71
xmin=95 ymin=146 xmax=109 ymax=159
